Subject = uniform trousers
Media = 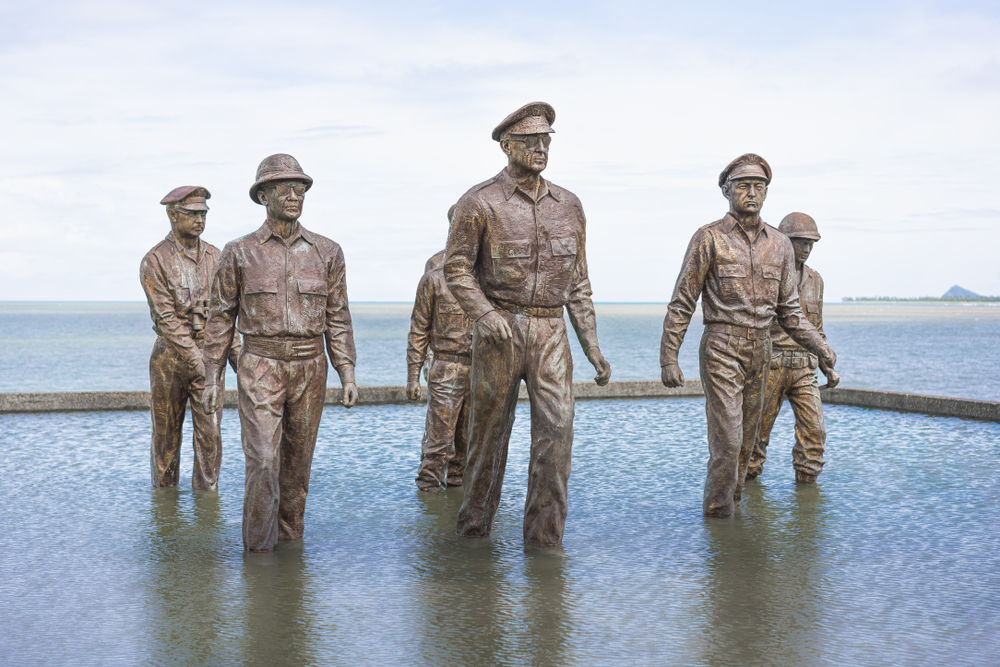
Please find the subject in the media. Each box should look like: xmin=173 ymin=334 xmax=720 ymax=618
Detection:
xmin=456 ymin=311 xmax=574 ymax=546
xmin=416 ymin=357 xmax=470 ymax=490
xmin=149 ymin=336 xmax=223 ymax=490
xmin=237 ymin=349 xmax=327 ymax=552
xmin=699 ymin=329 xmax=771 ymax=517
xmin=748 ymin=354 xmax=826 ymax=480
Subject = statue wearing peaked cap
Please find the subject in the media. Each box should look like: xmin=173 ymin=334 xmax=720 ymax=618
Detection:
xmin=444 ymin=102 xmax=612 ymax=546
xmin=660 ymin=154 xmax=838 ymax=517
xmin=201 ymin=154 xmax=358 ymax=553
xmin=140 ymin=185 xmax=240 ymax=490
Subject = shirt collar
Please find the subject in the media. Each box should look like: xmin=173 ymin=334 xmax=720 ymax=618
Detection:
xmin=497 ymin=168 xmax=560 ymax=203
xmin=257 ymin=220 xmax=315 ymax=246
xmin=166 ymin=231 xmax=203 ymax=263
xmin=723 ymin=212 xmax=768 ymax=240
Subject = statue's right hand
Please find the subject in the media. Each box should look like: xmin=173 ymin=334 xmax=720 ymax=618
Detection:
xmin=477 ymin=311 xmax=512 ymax=345
xmin=661 ymin=363 xmax=685 ymax=388
xmin=203 ymin=384 xmax=221 ymax=413
xmin=406 ymin=380 xmax=421 ymax=401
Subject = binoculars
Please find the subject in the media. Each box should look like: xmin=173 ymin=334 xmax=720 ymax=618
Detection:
xmin=191 ymin=299 xmax=209 ymax=332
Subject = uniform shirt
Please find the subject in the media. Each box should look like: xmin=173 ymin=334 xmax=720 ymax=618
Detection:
xmin=140 ymin=233 xmax=227 ymax=369
xmin=771 ymin=264 xmax=825 ymax=350
xmin=661 ymin=213 xmax=826 ymax=366
xmin=407 ymin=256 xmax=474 ymax=372
xmin=202 ymin=220 xmax=356 ymax=377
xmin=444 ymin=167 xmax=599 ymax=353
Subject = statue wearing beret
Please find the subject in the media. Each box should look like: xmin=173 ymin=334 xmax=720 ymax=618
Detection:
xmin=140 ymin=186 xmax=240 ymax=490
xmin=445 ymin=102 xmax=612 ymax=546
xmin=201 ymin=154 xmax=358 ymax=553
xmin=660 ymin=155 xmax=838 ymax=517
xmin=747 ymin=212 xmax=840 ymax=484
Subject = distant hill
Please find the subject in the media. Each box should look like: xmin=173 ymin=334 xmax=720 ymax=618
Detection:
xmin=942 ymin=285 xmax=979 ymax=298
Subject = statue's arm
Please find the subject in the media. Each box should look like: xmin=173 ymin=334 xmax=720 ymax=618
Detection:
xmin=407 ymin=272 xmax=434 ymax=384
xmin=203 ymin=244 xmax=240 ymax=386
xmin=443 ymin=197 xmax=493 ymax=322
xmin=324 ymin=244 xmax=357 ymax=385
xmin=140 ymin=253 xmax=200 ymax=371
xmin=776 ymin=250 xmax=833 ymax=364
xmin=661 ymin=230 xmax=711 ymax=367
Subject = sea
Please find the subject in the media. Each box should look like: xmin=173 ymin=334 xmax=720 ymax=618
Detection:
xmin=1 ymin=302 xmax=998 ymax=666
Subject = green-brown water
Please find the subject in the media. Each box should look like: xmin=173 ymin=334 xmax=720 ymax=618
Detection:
xmin=2 ymin=398 xmax=998 ymax=666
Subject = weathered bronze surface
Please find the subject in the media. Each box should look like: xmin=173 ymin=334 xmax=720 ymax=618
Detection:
xmin=444 ymin=102 xmax=611 ymax=546
xmin=407 ymin=207 xmax=473 ymax=491
xmin=140 ymin=186 xmax=240 ymax=490
xmin=201 ymin=154 xmax=358 ymax=552
xmin=747 ymin=213 xmax=840 ymax=484
xmin=660 ymin=155 xmax=838 ymax=517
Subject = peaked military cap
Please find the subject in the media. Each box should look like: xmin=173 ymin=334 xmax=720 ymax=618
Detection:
xmin=492 ymin=102 xmax=556 ymax=141
xmin=160 ymin=186 xmax=211 ymax=211
xmin=779 ymin=212 xmax=821 ymax=241
xmin=249 ymin=154 xmax=313 ymax=204
xmin=719 ymin=153 xmax=772 ymax=188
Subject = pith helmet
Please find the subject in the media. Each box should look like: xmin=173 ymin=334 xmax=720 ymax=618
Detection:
xmin=249 ymin=154 xmax=313 ymax=204
xmin=719 ymin=153 xmax=772 ymax=188
xmin=161 ymin=186 xmax=210 ymax=211
xmin=492 ymin=102 xmax=556 ymax=141
xmin=779 ymin=212 xmax=821 ymax=241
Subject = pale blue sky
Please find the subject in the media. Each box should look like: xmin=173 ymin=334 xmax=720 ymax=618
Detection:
xmin=1 ymin=0 xmax=998 ymax=300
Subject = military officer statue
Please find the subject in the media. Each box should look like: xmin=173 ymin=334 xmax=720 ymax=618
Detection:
xmin=660 ymin=154 xmax=838 ymax=518
xmin=140 ymin=186 xmax=239 ymax=490
xmin=202 ymin=154 xmax=359 ymax=553
xmin=747 ymin=213 xmax=840 ymax=484
xmin=406 ymin=205 xmax=472 ymax=491
xmin=445 ymin=102 xmax=612 ymax=547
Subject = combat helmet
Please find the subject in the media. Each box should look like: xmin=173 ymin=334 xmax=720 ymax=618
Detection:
xmin=778 ymin=212 xmax=820 ymax=241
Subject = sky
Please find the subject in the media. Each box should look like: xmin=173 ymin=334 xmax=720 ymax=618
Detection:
xmin=1 ymin=0 xmax=998 ymax=302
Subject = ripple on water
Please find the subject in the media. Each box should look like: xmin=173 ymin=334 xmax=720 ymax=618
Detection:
xmin=1 ymin=399 xmax=998 ymax=666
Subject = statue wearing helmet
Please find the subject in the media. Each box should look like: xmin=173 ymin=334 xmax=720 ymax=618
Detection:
xmin=746 ymin=212 xmax=840 ymax=484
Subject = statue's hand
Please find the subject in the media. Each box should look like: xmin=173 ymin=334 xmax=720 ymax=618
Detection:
xmin=406 ymin=380 xmax=421 ymax=401
xmin=477 ymin=311 xmax=512 ymax=345
xmin=661 ymin=363 xmax=685 ymax=388
xmin=589 ymin=349 xmax=611 ymax=386
xmin=819 ymin=344 xmax=837 ymax=369
xmin=342 ymin=382 xmax=359 ymax=408
xmin=203 ymin=384 xmax=221 ymax=413
xmin=824 ymin=368 xmax=841 ymax=389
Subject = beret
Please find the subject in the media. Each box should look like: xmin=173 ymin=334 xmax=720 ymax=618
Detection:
xmin=719 ymin=154 xmax=772 ymax=188
xmin=249 ymin=154 xmax=313 ymax=204
xmin=492 ymin=102 xmax=556 ymax=141
xmin=160 ymin=186 xmax=211 ymax=211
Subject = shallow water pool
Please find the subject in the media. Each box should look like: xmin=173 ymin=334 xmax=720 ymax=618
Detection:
xmin=1 ymin=398 xmax=998 ymax=666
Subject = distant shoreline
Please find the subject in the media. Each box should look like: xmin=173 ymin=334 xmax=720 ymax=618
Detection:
xmin=843 ymin=297 xmax=1000 ymax=303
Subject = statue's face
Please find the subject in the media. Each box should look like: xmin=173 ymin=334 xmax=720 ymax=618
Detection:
xmin=259 ymin=179 xmax=307 ymax=222
xmin=168 ymin=207 xmax=206 ymax=239
xmin=503 ymin=133 xmax=550 ymax=173
xmin=791 ymin=238 xmax=814 ymax=265
xmin=725 ymin=177 xmax=768 ymax=215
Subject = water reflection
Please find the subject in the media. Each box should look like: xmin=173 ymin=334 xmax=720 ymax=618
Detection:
xmin=411 ymin=489 xmax=571 ymax=666
xmin=700 ymin=482 xmax=828 ymax=666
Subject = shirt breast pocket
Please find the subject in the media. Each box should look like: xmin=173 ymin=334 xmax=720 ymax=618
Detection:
xmin=490 ymin=240 xmax=531 ymax=284
xmin=244 ymin=279 xmax=277 ymax=311
xmin=760 ymin=264 xmax=781 ymax=303
xmin=297 ymin=278 xmax=328 ymax=319
xmin=717 ymin=263 xmax=747 ymax=300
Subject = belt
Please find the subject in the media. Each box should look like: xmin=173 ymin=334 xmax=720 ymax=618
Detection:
xmin=705 ymin=323 xmax=770 ymax=340
xmin=243 ymin=335 xmax=324 ymax=361
xmin=433 ymin=351 xmax=471 ymax=364
xmin=490 ymin=299 xmax=563 ymax=319
xmin=773 ymin=348 xmax=817 ymax=369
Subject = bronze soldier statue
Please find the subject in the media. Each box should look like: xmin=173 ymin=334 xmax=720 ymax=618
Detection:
xmin=747 ymin=213 xmax=840 ymax=484
xmin=445 ymin=102 xmax=612 ymax=546
xmin=406 ymin=206 xmax=472 ymax=491
xmin=201 ymin=154 xmax=358 ymax=553
xmin=660 ymin=154 xmax=838 ymax=518
xmin=140 ymin=186 xmax=240 ymax=490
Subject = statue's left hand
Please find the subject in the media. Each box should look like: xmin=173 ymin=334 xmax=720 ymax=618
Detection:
xmin=342 ymin=382 xmax=359 ymax=408
xmin=589 ymin=349 xmax=612 ymax=386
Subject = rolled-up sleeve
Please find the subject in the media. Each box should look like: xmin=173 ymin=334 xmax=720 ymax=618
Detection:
xmin=202 ymin=243 xmax=240 ymax=384
xmin=661 ymin=229 xmax=713 ymax=366
xmin=325 ymin=245 xmax=356 ymax=369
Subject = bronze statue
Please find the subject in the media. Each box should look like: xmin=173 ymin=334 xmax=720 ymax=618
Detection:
xmin=660 ymin=154 xmax=838 ymax=518
xmin=747 ymin=213 xmax=840 ymax=484
xmin=407 ymin=206 xmax=472 ymax=491
xmin=445 ymin=102 xmax=612 ymax=546
xmin=140 ymin=186 xmax=239 ymax=490
xmin=201 ymin=154 xmax=358 ymax=553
